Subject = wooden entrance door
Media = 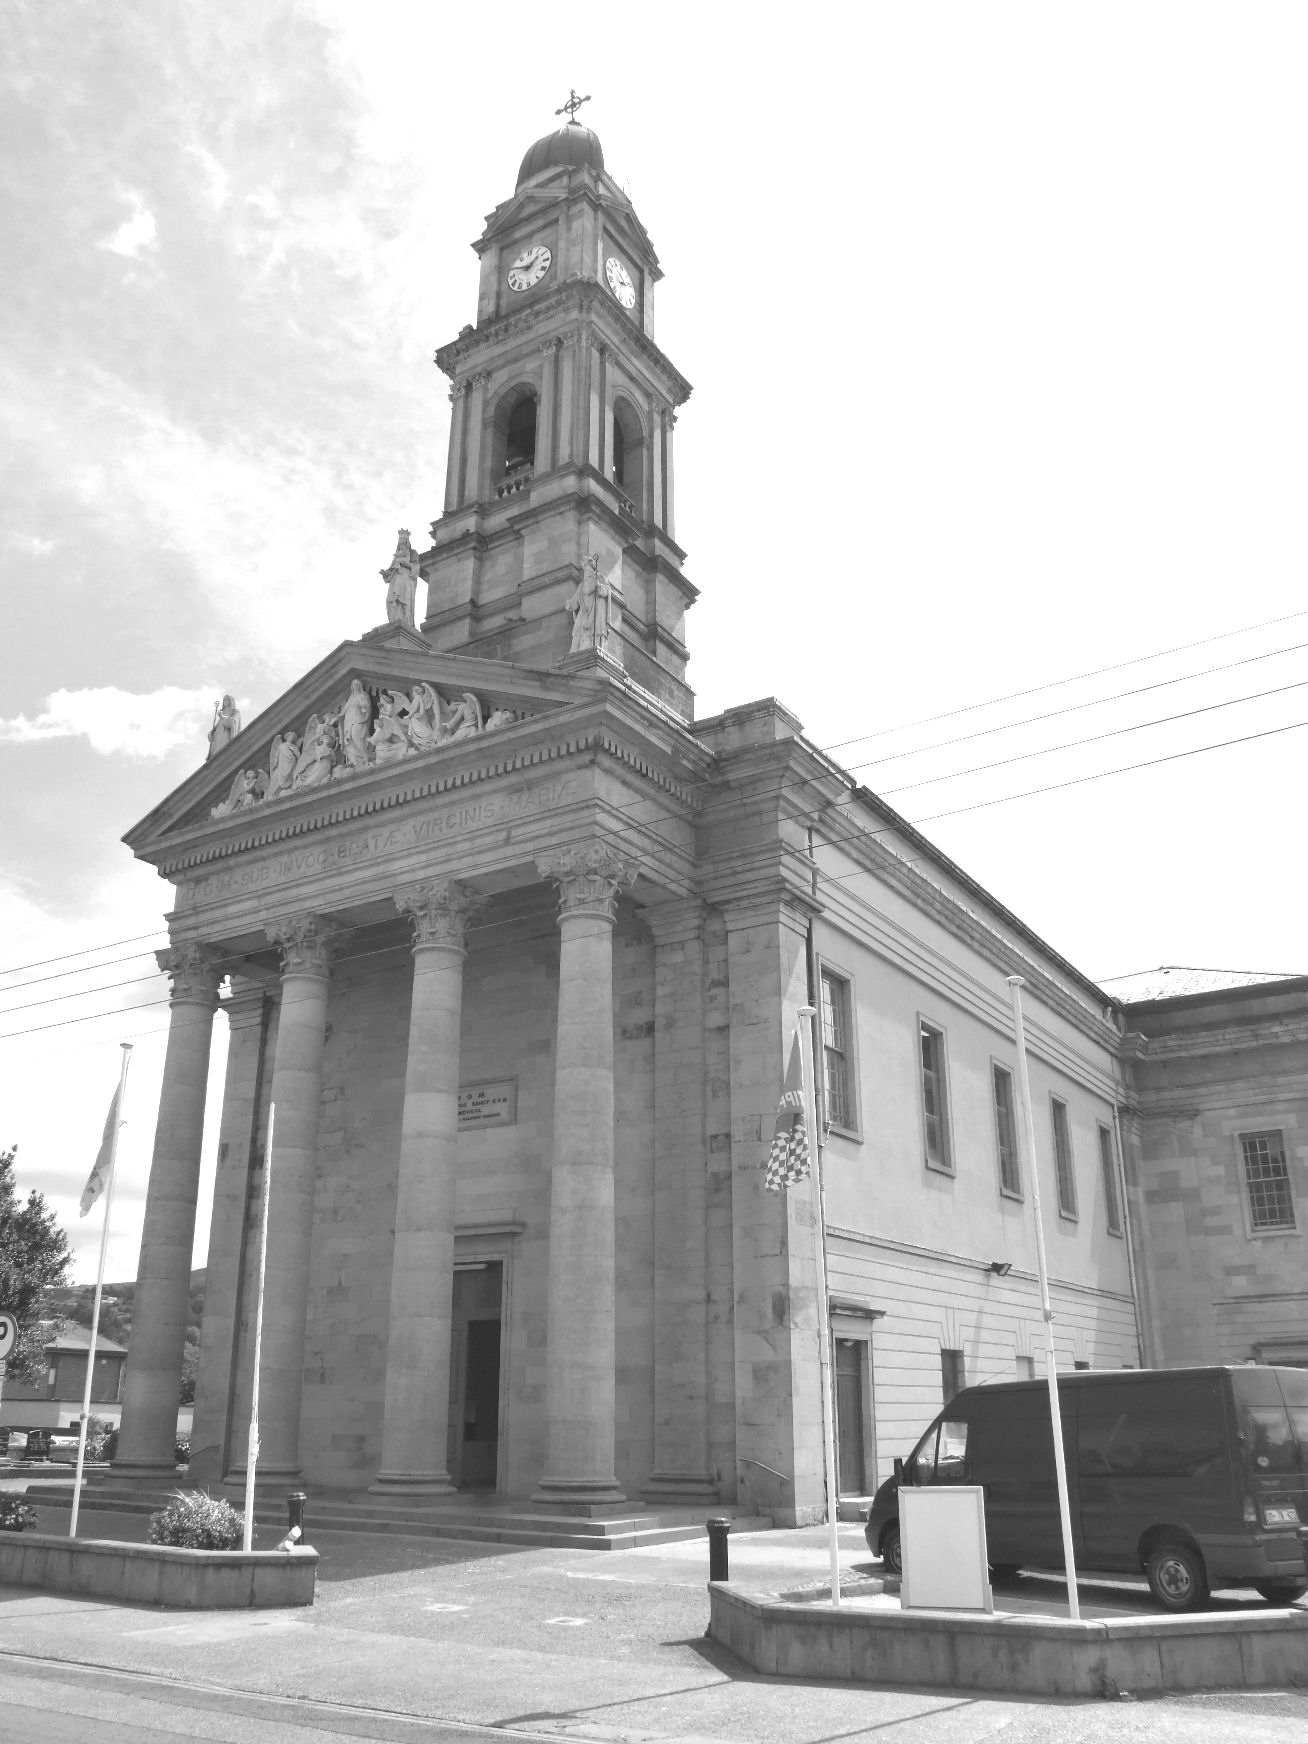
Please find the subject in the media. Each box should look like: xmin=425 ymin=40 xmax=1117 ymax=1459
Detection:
xmin=447 ymin=1262 xmax=502 ymax=1490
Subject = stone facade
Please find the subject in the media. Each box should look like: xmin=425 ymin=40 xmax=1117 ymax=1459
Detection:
xmin=116 ymin=120 xmax=1145 ymax=1524
xmin=1114 ymin=973 xmax=1308 ymax=1370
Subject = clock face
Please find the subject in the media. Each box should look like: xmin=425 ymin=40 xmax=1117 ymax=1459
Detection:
xmin=507 ymin=244 xmax=552 ymax=292
xmin=605 ymin=256 xmax=636 ymax=310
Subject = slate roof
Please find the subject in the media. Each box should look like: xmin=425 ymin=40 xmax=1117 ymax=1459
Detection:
xmin=1099 ymin=965 xmax=1307 ymax=1005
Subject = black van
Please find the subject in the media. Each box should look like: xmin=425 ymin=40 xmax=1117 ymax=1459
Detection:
xmin=864 ymin=1366 xmax=1308 ymax=1610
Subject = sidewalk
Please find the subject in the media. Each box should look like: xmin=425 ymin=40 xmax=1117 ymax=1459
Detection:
xmin=0 ymin=1514 xmax=1302 ymax=1744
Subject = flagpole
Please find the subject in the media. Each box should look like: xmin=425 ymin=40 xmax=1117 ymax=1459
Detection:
xmin=243 ymin=1103 xmax=275 ymax=1553
xmin=1006 ymin=976 xmax=1080 ymax=1620
xmin=797 ymin=1005 xmax=842 ymax=1607
xmin=70 ymin=1043 xmax=132 ymax=1539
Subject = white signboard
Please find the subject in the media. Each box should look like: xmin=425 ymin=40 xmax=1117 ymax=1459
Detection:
xmin=0 ymin=1312 xmax=17 ymax=1363
xmin=900 ymin=1486 xmax=993 ymax=1613
xmin=457 ymin=1080 xmax=517 ymax=1129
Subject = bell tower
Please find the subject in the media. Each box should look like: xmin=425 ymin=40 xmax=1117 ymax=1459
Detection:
xmin=420 ymin=102 xmax=696 ymax=719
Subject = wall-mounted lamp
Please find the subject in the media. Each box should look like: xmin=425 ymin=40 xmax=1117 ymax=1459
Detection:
xmin=988 ymin=1260 xmax=1013 ymax=1277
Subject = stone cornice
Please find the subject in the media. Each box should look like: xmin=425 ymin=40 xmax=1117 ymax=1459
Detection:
xmin=1127 ymin=1013 xmax=1308 ymax=1060
xmin=826 ymin=1224 xmax=1136 ymax=1306
xmin=435 ymin=278 xmax=692 ymax=406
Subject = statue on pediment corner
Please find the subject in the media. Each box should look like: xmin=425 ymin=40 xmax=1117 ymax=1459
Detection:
xmin=206 ymin=695 xmax=241 ymax=760
xmin=567 ymin=554 xmax=614 ymax=654
xmin=484 ymin=706 xmax=519 ymax=733
xmin=403 ymin=682 xmax=443 ymax=751
xmin=443 ymin=690 xmax=483 ymax=741
xmin=381 ymin=529 xmax=420 ymax=629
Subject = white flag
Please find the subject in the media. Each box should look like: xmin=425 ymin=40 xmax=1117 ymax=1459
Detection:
xmin=80 ymin=1084 xmax=121 ymax=1216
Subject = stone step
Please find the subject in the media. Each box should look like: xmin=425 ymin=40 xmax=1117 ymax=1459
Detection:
xmin=31 ymin=1482 xmax=773 ymax=1554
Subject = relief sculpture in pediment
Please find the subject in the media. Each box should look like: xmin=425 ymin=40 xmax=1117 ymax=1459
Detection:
xmin=209 ymin=677 xmax=523 ymax=818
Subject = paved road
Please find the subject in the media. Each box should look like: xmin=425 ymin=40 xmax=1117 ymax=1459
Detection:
xmin=1 ymin=1519 xmax=1306 ymax=1743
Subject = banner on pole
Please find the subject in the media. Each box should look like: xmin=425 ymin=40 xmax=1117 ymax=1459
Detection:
xmin=765 ymin=1030 xmax=810 ymax=1192
xmin=80 ymin=1083 xmax=123 ymax=1216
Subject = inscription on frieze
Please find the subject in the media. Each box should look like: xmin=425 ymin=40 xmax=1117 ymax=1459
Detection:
xmin=183 ymin=776 xmax=579 ymax=903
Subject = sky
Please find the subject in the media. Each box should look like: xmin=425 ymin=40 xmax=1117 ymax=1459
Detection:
xmin=2 ymin=2 xmax=1306 ymax=1285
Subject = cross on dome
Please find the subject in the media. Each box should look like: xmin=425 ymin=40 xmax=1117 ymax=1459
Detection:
xmin=554 ymin=88 xmax=591 ymax=125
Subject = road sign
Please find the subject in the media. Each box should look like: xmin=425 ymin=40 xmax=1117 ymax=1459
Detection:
xmin=0 ymin=1313 xmax=17 ymax=1363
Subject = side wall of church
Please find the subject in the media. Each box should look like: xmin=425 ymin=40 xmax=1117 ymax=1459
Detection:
xmin=811 ymin=846 xmax=1139 ymax=1490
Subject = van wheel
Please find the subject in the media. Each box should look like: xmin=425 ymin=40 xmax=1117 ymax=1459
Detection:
xmin=1145 ymin=1542 xmax=1209 ymax=1611
xmin=1254 ymin=1579 xmax=1308 ymax=1604
xmin=881 ymin=1523 xmax=902 ymax=1576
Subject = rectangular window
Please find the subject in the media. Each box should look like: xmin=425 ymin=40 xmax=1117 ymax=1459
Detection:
xmin=1051 ymin=1097 xmax=1078 ymax=1218
xmin=993 ymin=1064 xmax=1021 ymax=1196
xmin=1074 ymin=1359 xmax=1091 ymax=1371
xmin=920 ymin=1022 xmax=951 ymax=1172
xmin=820 ymin=969 xmax=855 ymax=1132
xmin=1098 ymin=1123 xmax=1123 ymax=1235
xmin=941 ymin=1347 xmax=965 ymax=1404
xmin=1015 ymin=1355 xmax=1035 ymax=1380
xmin=1241 ymin=1131 xmax=1295 ymax=1232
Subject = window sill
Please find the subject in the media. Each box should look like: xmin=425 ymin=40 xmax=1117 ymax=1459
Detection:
xmin=824 ymin=1123 xmax=863 ymax=1146
xmin=999 ymin=1185 xmax=1024 ymax=1204
xmin=924 ymin=1157 xmax=955 ymax=1178
xmin=1246 ymin=1224 xmax=1301 ymax=1240
xmin=1057 ymin=1208 xmax=1080 ymax=1223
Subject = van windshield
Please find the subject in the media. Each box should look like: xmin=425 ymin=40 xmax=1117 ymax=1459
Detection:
xmin=909 ymin=1419 xmax=968 ymax=1483
xmin=1232 ymin=1368 xmax=1297 ymax=1475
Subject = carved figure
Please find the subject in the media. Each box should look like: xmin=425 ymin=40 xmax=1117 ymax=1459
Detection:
xmin=210 ymin=766 xmax=265 ymax=817
xmin=290 ymin=715 xmax=338 ymax=789
xmin=381 ymin=529 xmax=420 ymax=629
xmin=403 ymin=683 xmax=442 ymax=751
xmin=566 ymin=555 xmax=613 ymax=654
xmin=443 ymin=691 xmax=483 ymax=741
xmin=483 ymin=707 xmax=518 ymax=733
xmin=336 ymin=678 xmax=374 ymax=771
xmin=265 ymin=731 xmax=300 ymax=801
xmin=370 ymin=690 xmax=412 ymax=764
xmin=207 ymin=695 xmax=241 ymax=760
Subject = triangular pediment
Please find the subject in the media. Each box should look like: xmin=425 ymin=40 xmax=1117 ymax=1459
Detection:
xmin=125 ymin=636 xmax=603 ymax=861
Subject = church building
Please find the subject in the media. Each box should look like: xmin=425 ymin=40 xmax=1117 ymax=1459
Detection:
xmin=117 ymin=112 xmax=1140 ymax=1527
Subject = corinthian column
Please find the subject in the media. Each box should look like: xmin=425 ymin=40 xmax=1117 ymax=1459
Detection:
xmin=371 ymin=879 xmax=481 ymax=1496
xmin=532 ymin=842 xmax=635 ymax=1512
xmin=115 ymin=942 xmax=223 ymax=1478
xmin=250 ymin=911 xmax=338 ymax=1484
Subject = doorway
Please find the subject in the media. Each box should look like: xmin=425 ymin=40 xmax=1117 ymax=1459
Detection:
xmin=447 ymin=1262 xmax=503 ymax=1490
xmin=835 ymin=1337 xmax=866 ymax=1495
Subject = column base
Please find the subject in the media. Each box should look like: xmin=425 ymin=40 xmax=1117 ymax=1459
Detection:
xmin=531 ymin=1477 xmax=627 ymax=1516
xmin=108 ymin=1460 xmax=186 ymax=1485
xmin=368 ymin=1470 xmax=457 ymax=1498
xmin=641 ymin=1471 xmax=721 ymax=1505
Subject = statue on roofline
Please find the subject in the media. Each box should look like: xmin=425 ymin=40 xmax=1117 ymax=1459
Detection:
xmin=381 ymin=529 xmax=420 ymax=629
xmin=566 ymin=554 xmax=614 ymax=655
xmin=206 ymin=695 xmax=241 ymax=760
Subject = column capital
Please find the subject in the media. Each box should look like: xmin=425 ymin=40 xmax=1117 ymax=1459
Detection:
xmin=538 ymin=842 xmax=638 ymax=925
xmin=264 ymin=913 xmax=340 ymax=979
xmin=394 ymin=879 xmax=483 ymax=952
xmin=156 ymin=942 xmax=223 ymax=1008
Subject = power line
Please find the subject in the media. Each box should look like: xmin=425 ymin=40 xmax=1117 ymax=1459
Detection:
xmin=880 ymin=675 xmax=1308 ymax=797
xmin=0 ymin=947 xmax=169 ymax=995
xmin=824 ymin=605 xmax=1308 ymax=754
xmin=854 ymin=638 xmax=1308 ymax=773
xmin=0 ymin=931 xmax=166 ymax=978
xmin=913 ymin=716 xmax=1308 ymax=825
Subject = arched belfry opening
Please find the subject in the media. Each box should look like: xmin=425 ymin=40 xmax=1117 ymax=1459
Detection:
xmin=611 ymin=396 xmax=644 ymax=515
xmin=490 ymin=383 xmax=538 ymax=497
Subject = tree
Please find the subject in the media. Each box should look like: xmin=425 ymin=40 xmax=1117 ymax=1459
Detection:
xmin=0 ymin=1144 xmax=72 ymax=1386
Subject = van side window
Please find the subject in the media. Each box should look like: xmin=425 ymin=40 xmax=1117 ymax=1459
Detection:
xmin=1077 ymin=1380 xmax=1226 ymax=1476
xmin=1234 ymin=1369 xmax=1297 ymax=1474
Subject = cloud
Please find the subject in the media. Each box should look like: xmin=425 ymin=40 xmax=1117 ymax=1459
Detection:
xmin=98 ymin=189 xmax=158 ymax=260
xmin=0 ymin=685 xmax=231 ymax=759
xmin=4 ymin=532 xmax=55 ymax=556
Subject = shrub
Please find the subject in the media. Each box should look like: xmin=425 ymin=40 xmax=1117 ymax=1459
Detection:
xmin=0 ymin=1497 xmax=38 ymax=1532
xmin=147 ymin=1490 xmax=244 ymax=1550
xmin=175 ymin=1436 xmax=190 ymax=1466
xmin=84 ymin=1417 xmax=117 ymax=1462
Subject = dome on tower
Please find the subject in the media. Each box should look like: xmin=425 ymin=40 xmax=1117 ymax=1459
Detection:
xmin=516 ymin=123 xmax=605 ymax=189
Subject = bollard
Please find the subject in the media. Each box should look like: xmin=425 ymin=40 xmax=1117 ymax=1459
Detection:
xmin=707 ymin=1516 xmax=731 ymax=1582
xmin=287 ymin=1490 xmax=307 ymax=1541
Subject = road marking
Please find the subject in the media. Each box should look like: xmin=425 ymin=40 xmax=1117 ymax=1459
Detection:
xmin=424 ymin=1601 xmax=469 ymax=1611
xmin=543 ymin=1615 xmax=589 ymax=1626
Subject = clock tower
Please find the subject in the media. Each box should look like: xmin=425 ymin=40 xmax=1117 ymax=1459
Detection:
xmin=421 ymin=109 xmax=696 ymax=720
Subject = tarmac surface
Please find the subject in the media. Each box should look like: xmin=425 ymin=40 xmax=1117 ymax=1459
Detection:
xmin=0 ymin=1494 xmax=1306 ymax=1743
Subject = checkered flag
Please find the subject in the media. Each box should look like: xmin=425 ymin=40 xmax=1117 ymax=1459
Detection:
xmin=765 ymin=1031 xmax=810 ymax=1192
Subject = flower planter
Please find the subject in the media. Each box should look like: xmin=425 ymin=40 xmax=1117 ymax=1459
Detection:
xmin=0 ymin=1530 xmax=317 ymax=1608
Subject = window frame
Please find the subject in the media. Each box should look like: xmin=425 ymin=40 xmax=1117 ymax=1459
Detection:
xmin=1097 ymin=1122 xmax=1124 ymax=1237
xmin=991 ymin=1060 xmax=1022 ymax=1199
xmin=1238 ymin=1129 xmax=1298 ymax=1238
xmin=1050 ymin=1094 xmax=1079 ymax=1221
xmin=816 ymin=959 xmax=861 ymax=1139
xmin=940 ymin=1347 xmax=966 ymax=1405
xmin=918 ymin=1016 xmax=953 ymax=1176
